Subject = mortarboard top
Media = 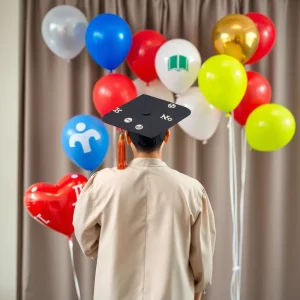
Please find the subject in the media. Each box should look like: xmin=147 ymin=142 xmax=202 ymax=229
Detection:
xmin=102 ymin=94 xmax=191 ymax=138
xmin=102 ymin=94 xmax=191 ymax=170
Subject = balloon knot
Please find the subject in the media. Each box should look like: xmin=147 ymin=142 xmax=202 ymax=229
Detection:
xmin=232 ymin=266 xmax=240 ymax=272
xmin=226 ymin=112 xmax=231 ymax=118
xmin=202 ymin=140 xmax=207 ymax=145
xmin=175 ymin=94 xmax=180 ymax=98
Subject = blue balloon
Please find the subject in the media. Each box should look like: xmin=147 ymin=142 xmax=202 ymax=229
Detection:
xmin=85 ymin=13 xmax=132 ymax=71
xmin=61 ymin=115 xmax=110 ymax=171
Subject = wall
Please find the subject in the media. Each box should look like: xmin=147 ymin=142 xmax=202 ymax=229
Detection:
xmin=0 ymin=0 xmax=23 ymax=299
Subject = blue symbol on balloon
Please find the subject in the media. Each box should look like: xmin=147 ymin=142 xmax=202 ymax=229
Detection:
xmin=61 ymin=115 xmax=110 ymax=171
xmin=85 ymin=13 xmax=132 ymax=71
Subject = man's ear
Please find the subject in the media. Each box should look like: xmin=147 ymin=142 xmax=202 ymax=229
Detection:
xmin=125 ymin=131 xmax=132 ymax=144
xmin=164 ymin=130 xmax=170 ymax=143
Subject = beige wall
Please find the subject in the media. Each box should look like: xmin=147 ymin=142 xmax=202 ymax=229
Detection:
xmin=0 ymin=0 xmax=22 ymax=299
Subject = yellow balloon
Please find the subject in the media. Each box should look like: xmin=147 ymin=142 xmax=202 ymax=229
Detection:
xmin=245 ymin=104 xmax=296 ymax=152
xmin=212 ymin=14 xmax=259 ymax=64
xmin=198 ymin=54 xmax=247 ymax=113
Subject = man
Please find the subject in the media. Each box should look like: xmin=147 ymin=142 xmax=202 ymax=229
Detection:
xmin=73 ymin=95 xmax=216 ymax=300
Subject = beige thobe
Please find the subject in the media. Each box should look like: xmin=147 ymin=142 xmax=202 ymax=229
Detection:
xmin=73 ymin=158 xmax=216 ymax=300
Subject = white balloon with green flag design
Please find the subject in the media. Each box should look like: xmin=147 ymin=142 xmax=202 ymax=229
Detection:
xmin=155 ymin=39 xmax=201 ymax=94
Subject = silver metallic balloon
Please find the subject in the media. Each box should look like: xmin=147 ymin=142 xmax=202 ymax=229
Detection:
xmin=41 ymin=5 xmax=88 ymax=60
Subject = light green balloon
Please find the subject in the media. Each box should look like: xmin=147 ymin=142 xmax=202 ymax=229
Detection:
xmin=198 ymin=54 xmax=247 ymax=113
xmin=245 ymin=104 xmax=296 ymax=152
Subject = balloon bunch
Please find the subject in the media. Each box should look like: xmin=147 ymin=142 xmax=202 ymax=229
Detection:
xmin=199 ymin=12 xmax=296 ymax=151
xmin=198 ymin=12 xmax=296 ymax=300
xmin=27 ymin=10 xmax=140 ymax=237
xmin=41 ymin=6 xmax=223 ymax=145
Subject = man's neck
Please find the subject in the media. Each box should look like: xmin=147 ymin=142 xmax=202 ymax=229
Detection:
xmin=134 ymin=152 xmax=162 ymax=159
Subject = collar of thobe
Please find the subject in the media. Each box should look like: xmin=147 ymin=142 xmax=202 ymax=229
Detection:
xmin=129 ymin=158 xmax=167 ymax=167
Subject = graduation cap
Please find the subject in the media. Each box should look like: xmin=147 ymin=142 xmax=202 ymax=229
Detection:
xmin=102 ymin=94 xmax=191 ymax=169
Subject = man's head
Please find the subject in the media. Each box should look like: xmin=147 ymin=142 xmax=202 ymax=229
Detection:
xmin=125 ymin=130 xmax=170 ymax=156
xmin=102 ymin=94 xmax=191 ymax=168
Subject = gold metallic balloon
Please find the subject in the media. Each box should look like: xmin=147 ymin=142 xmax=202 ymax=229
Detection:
xmin=212 ymin=14 xmax=260 ymax=64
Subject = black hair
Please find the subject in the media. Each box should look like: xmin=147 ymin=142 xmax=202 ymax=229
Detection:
xmin=127 ymin=131 xmax=167 ymax=153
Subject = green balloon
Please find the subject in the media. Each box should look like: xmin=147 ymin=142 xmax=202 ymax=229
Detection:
xmin=198 ymin=54 xmax=247 ymax=113
xmin=245 ymin=103 xmax=296 ymax=152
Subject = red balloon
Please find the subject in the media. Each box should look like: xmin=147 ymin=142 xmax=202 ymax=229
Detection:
xmin=127 ymin=30 xmax=166 ymax=83
xmin=93 ymin=73 xmax=137 ymax=116
xmin=234 ymin=71 xmax=272 ymax=126
xmin=245 ymin=12 xmax=276 ymax=65
xmin=24 ymin=173 xmax=88 ymax=237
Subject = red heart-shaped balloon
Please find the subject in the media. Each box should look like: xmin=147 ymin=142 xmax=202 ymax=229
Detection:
xmin=24 ymin=173 xmax=88 ymax=237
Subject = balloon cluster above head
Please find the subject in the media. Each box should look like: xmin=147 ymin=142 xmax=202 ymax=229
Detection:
xmin=41 ymin=7 xmax=294 ymax=157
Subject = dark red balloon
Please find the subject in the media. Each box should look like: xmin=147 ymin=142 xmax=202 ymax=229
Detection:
xmin=93 ymin=73 xmax=137 ymax=116
xmin=245 ymin=12 xmax=276 ymax=64
xmin=234 ymin=71 xmax=272 ymax=126
xmin=127 ymin=30 xmax=166 ymax=83
xmin=24 ymin=173 xmax=88 ymax=237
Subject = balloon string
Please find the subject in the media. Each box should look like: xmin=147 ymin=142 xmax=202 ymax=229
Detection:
xmin=233 ymin=116 xmax=239 ymax=299
xmin=68 ymin=237 xmax=81 ymax=300
xmin=238 ymin=127 xmax=247 ymax=299
xmin=227 ymin=116 xmax=239 ymax=300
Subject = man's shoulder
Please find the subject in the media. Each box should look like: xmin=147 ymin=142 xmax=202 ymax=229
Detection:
xmin=166 ymin=167 xmax=204 ymax=191
xmin=91 ymin=167 xmax=117 ymax=185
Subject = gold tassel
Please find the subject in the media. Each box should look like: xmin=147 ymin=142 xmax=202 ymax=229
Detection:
xmin=117 ymin=132 xmax=127 ymax=170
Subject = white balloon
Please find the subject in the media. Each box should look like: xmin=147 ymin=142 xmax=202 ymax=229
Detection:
xmin=42 ymin=5 xmax=88 ymax=60
xmin=176 ymin=87 xmax=221 ymax=142
xmin=155 ymin=39 xmax=201 ymax=94
xmin=133 ymin=79 xmax=174 ymax=103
